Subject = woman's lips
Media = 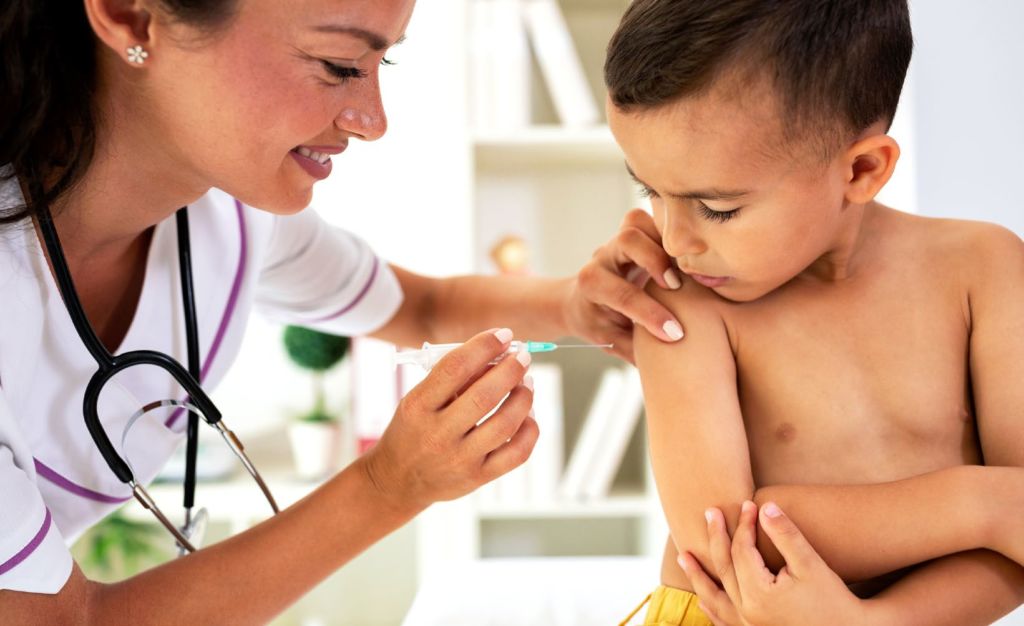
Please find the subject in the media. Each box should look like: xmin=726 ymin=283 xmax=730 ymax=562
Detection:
xmin=289 ymin=144 xmax=346 ymax=180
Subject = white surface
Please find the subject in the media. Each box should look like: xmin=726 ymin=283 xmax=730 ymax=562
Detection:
xmin=402 ymin=556 xmax=659 ymax=626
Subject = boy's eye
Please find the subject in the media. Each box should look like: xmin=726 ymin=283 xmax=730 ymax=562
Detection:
xmin=636 ymin=184 xmax=659 ymax=199
xmin=698 ymin=201 xmax=741 ymax=223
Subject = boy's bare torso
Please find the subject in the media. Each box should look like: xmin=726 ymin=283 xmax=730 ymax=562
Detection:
xmin=661 ymin=205 xmax=985 ymax=588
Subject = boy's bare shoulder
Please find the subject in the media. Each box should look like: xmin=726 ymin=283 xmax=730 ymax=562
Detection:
xmin=900 ymin=211 xmax=1024 ymax=275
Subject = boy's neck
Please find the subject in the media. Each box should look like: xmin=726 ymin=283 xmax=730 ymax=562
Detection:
xmin=800 ymin=201 xmax=881 ymax=283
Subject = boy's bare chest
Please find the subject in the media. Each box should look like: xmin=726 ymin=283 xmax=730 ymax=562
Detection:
xmin=726 ymin=274 xmax=978 ymax=486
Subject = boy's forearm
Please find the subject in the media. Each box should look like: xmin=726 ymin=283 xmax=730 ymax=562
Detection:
xmin=751 ymin=465 xmax=1018 ymax=581
xmin=864 ymin=550 xmax=1024 ymax=626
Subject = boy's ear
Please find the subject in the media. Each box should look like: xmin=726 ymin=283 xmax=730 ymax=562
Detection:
xmin=842 ymin=133 xmax=900 ymax=205
xmin=83 ymin=0 xmax=153 ymax=64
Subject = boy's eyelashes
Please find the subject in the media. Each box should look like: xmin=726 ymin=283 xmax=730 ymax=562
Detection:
xmin=636 ymin=184 xmax=741 ymax=223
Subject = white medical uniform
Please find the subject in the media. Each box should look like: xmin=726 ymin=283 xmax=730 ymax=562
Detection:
xmin=0 ymin=174 xmax=403 ymax=593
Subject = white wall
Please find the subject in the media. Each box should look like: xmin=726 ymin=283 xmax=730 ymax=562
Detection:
xmin=910 ymin=0 xmax=1024 ymax=235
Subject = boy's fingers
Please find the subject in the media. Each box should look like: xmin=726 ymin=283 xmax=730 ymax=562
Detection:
xmin=679 ymin=552 xmax=732 ymax=621
xmin=758 ymin=502 xmax=823 ymax=580
xmin=416 ymin=328 xmax=515 ymax=409
xmin=731 ymin=500 xmax=774 ymax=591
xmin=705 ymin=508 xmax=742 ymax=603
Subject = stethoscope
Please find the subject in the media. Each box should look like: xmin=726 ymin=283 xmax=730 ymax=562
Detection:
xmin=36 ymin=199 xmax=279 ymax=554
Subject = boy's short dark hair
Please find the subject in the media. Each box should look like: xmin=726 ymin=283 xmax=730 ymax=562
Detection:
xmin=605 ymin=0 xmax=912 ymax=153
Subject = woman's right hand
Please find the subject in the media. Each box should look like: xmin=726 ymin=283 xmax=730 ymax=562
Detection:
xmin=363 ymin=327 xmax=537 ymax=509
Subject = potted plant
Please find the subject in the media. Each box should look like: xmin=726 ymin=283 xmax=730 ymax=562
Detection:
xmin=282 ymin=325 xmax=351 ymax=479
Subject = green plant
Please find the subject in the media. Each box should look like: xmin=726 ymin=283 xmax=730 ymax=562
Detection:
xmin=74 ymin=510 xmax=169 ymax=581
xmin=282 ymin=325 xmax=351 ymax=423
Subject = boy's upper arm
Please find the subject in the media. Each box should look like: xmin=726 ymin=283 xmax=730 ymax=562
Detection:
xmin=968 ymin=225 xmax=1024 ymax=465
xmin=634 ymin=280 xmax=754 ymax=565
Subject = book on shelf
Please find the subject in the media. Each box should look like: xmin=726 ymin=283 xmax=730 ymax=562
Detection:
xmin=579 ymin=368 xmax=644 ymax=499
xmin=521 ymin=0 xmax=600 ymax=128
xmin=558 ymin=367 xmax=625 ymax=499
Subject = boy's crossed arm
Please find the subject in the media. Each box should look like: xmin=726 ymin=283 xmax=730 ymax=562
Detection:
xmin=637 ymin=225 xmax=1024 ymax=623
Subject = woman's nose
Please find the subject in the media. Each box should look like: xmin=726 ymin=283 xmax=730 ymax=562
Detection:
xmin=334 ymin=79 xmax=388 ymax=141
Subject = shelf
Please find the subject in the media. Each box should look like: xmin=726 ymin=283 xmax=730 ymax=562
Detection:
xmin=473 ymin=125 xmax=623 ymax=167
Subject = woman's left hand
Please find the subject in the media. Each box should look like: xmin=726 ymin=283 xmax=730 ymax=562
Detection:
xmin=564 ymin=208 xmax=685 ymax=363
xmin=679 ymin=500 xmax=871 ymax=626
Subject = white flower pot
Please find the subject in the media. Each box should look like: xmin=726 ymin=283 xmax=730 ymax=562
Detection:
xmin=288 ymin=421 xmax=343 ymax=480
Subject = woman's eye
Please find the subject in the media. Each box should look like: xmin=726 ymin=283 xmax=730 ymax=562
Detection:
xmin=697 ymin=202 xmax=740 ymax=223
xmin=321 ymin=61 xmax=367 ymax=82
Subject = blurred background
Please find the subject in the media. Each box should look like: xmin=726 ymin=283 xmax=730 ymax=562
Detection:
xmin=73 ymin=1 xmax=1024 ymax=624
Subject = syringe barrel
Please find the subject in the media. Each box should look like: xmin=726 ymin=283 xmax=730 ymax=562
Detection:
xmin=395 ymin=341 xmax=525 ymax=370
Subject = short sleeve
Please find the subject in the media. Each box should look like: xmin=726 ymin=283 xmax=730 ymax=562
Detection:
xmin=0 ymin=391 xmax=73 ymax=594
xmin=255 ymin=209 xmax=403 ymax=336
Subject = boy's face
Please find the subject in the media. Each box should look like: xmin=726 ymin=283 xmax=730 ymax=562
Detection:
xmin=608 ymin=87 xmax=855 ymax=303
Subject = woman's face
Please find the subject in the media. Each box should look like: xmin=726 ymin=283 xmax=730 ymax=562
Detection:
xmin=137 ymin=0 xmax=415 ymax=213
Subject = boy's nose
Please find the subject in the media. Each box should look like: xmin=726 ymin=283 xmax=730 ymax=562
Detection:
xmin=662 ymin=215 xmax=708 ymax=258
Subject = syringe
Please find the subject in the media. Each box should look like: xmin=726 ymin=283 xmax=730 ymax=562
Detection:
xmin=394 ymin=340 xmax=613 ymax=370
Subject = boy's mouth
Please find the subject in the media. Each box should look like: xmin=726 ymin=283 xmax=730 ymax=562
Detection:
xmin=684 ymin=270 xmax=732 ymax=288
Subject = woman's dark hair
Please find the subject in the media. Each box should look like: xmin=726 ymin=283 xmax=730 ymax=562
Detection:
xmin=0 ymin=0 xmax=237 ymax=224
xmin=604 ymin=0 xmax=913 ymax=154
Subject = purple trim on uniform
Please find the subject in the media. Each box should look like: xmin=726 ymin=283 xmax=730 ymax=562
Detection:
xmin=0 ymin=508 xmax=52 ymax=576
xmin=307 ymin=255 xmax=380 ymax=323
xmin=165 ymin=199 xmax=248 ymax=428
xmin=33 ymin=459 xmax=130 ymax=504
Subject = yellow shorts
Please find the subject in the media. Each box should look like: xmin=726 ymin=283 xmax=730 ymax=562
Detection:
xmin=620 ymin=585 xmax=713 ymax=626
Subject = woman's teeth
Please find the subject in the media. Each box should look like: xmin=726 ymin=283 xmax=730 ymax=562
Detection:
xmin=295 ymin=147 xmax=330 ymax=164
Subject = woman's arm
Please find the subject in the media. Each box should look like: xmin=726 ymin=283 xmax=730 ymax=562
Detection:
xmin=0 ymin=330 xmax=536 ymax=625
xmin=373 ymin=209 xmax=688 ymax=360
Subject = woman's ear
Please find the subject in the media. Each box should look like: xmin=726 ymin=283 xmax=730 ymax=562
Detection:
xmin=83 ymin=0 xmax=153 ymax=64
xmin=842 ymin=133 xmax=901 ymax=205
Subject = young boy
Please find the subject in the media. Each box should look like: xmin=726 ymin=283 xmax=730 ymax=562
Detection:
xmin=604 ymin=1 xmax=1024 ymax=624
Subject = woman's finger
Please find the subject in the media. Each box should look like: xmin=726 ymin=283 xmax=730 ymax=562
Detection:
xmin=582 ymin=263 xmax=684 ymax=343
xmin=464 ymin=383 xmax=533 ymax=455
xmin=614 ymin=209 xmax=680 ymax=290
xmin=480 ymin=413 xmax=539 ymax=481
xmin=731 ymin=500 xmax=775 ymax=592
xmin=758 ymin=502 xmax=825 ymax=581
xmin=414 ymin=328 xmax=516 ymax=409
xmin=705 ymin=508 xmax=743 ymax=604
xmin=444 ymin=346 xmax=530 ymax=435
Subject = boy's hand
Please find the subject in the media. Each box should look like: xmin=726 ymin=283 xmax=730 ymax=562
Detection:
xmin=564 ymin=208 xmax=684 ymax=363
xmin=680 ymin=501 xmax=872 ymax=626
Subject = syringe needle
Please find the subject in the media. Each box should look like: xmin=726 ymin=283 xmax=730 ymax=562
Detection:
xmin=553 ymin=343 xmax=613 ymax=349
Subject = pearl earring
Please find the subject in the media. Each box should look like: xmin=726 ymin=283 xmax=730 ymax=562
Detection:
xmin=126 ymin=45 xmax=149 ymax=64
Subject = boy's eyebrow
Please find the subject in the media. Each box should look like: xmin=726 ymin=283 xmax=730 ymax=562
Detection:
xmin=312 ymin=24 xmax=407 ymax=51
xmin=624 ymin=162 xmax=750 ymax=201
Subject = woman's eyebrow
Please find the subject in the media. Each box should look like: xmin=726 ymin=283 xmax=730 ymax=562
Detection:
xmin=624 ymin=162 xmax=749 ymax=201
xmin=312 ymin=24 xmax=407 ymax=50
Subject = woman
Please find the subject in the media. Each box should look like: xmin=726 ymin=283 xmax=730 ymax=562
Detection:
xmin=0 ymin=0 xmax=689 ymax=622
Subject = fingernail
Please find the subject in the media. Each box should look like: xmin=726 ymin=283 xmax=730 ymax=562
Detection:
xmin=528 ymin=409 xmax=535 ymax=419
xmin=742 ymin=500 xmax=756 ymax=514
xmin=523 ymin=375 xmax=534 ymax=392
xmin=663 ymin=268 xmax=682 ymax=290
xmin=663 ymin=320 xmax=684 ymax=341
xmin=763 ymin=502 xmax=783 ymax=518
xmin=704 ymin=509 xmax=714 ymax=525
xmin=516 ymin=349 xmax=532 ymax=367
xmin=677 ymin=555 xmax=688 ymax=571
xmin=494 ymin=328 xmax=513 ymax=344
